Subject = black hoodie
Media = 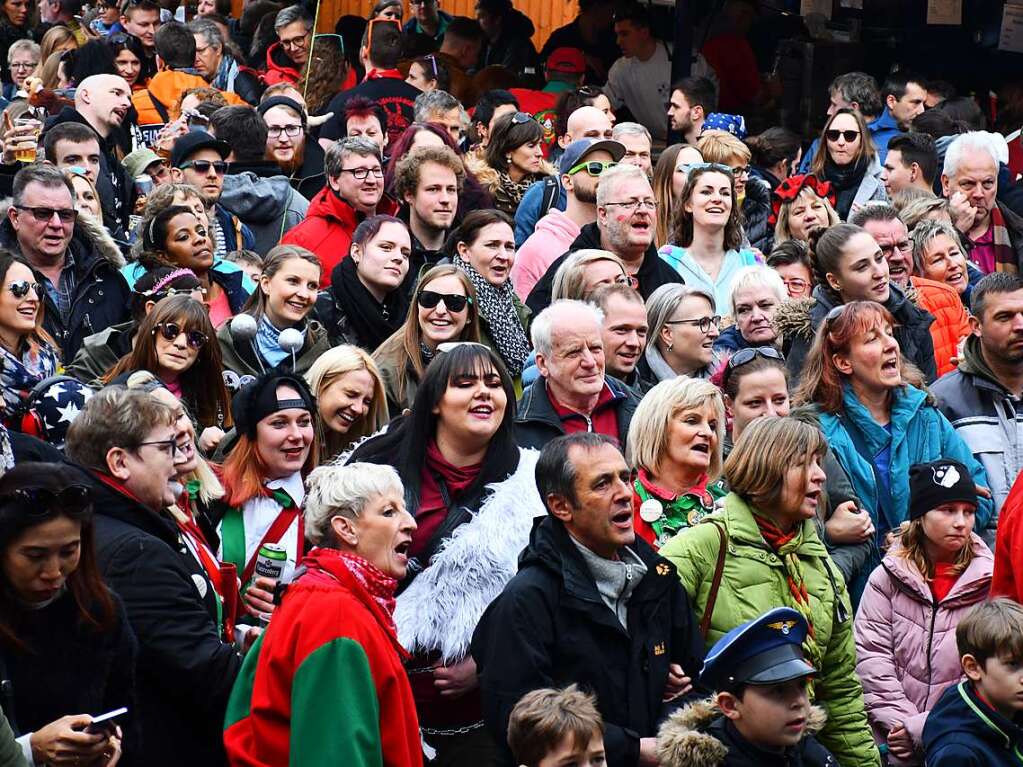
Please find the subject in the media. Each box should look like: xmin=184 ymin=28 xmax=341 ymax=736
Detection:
xmin=480 ymin=9 xmax=541 ymax=87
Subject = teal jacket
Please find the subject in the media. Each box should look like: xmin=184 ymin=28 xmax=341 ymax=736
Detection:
xmin=817 ymin=383 xmax=992 ymax=536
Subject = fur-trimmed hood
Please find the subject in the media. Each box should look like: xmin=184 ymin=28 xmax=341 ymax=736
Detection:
xmin=772 ymin=283 xmax=924 ymax=344
xmin=657 ymin=696 xmax=828 ymax=767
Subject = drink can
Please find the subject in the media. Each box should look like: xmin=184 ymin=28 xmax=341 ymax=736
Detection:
xmin=254 ymin=543 xmax=287 ymax=581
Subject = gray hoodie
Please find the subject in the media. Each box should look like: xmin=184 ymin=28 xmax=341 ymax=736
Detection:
xmin=219 ymin=172 xmax=309 ymax=256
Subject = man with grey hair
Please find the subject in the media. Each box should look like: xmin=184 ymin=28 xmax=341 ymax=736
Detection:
xmin=413 ymin=89 xmax=465 ymax=145
xmin=282 ymin=136 xmax=399 ymax=286
xmin=613 ymin=122 xmax=652 ymax=180
xmin=189 ymin=18 xmax=261 ymax=104
xmin=515 ymin=298 xmax=640 ymax=450
xmin=526 ymin=163 xmax=682 ymax=314
xmin=266 ymin=4 xmax=313 ymax=85
xmin=941 ymin=131 xmax=1023 ymax=273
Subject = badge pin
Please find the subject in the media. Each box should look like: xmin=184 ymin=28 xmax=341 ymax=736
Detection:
xmin=639 ymin=499 xmax=664 ymax=523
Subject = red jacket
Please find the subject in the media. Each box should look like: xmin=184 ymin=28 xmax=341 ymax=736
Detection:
xmin=910 ymin=276 xmax=971 ymax=378
xmin=263 ymin=42 xmax=301 ymax=86
xmin=280 ymin=187 xmax=399 ymax=287
xmin=223 ymin=548 xmax=422 ymax=767
xmin=992 ymin=472 xmax=1023 ymax=602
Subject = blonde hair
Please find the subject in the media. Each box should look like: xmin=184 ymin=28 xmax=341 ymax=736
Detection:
xmin=697 ymin=130 xmax=751 ymax=165
xmin=304 ymin=345 xmax=388 ymax=458
xmin=303 ymin=463 xmax=404 ymax=547
xmin=896 ymin=516 xmax=975 ymax=580
xmin=627 ymin=377 xmax=725 ymax=480
xmin=773 ymin=186 xmax=840 ymax=244
xmin=551 ymin=249 xmax=628 ymax=301
xmin=725 ymin=416 xmax=825 ymax=508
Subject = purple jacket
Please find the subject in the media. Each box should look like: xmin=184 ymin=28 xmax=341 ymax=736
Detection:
xmin=854 ymin=535 xmax=992 ymax=761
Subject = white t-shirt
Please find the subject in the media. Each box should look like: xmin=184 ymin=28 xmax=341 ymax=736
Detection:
xmin=604 ymin=43 xmax=672 ymax=141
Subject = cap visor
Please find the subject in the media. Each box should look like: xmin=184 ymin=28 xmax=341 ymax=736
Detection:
xmin=581 ymin=139 xmax=627 ymax=163
xmin=746 ymin=657 xmax=816 ymax=685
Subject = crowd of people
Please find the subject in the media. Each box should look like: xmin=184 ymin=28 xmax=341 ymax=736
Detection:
xmin=0 ymin=0 xmax=1022 ymax=765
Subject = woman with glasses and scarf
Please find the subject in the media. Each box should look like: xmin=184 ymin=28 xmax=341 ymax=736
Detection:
xmin=373 ymin=264 xmax=480 ymax=416
xmin=809 ymin=107 xmax=887 ymax=221
xmin=465 ymin=111 xmax=556 ymax=216
xmin=659 ymin=165 xmax=761 ymax=312
xmin=349 ymin=343 xmax=544 ymax=766
xmin=448 ymin=210 xmax=530 ymax=385
xmin=638 ymin=283 xmax=722 ymax=387
xmin=0 ymin=462 xmax=134 ymax=767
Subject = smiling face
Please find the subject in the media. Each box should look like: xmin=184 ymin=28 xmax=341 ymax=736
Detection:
xmin=599 ymin=175 xmax=656 ymax=256
xmin=343 ymin=489 xmax=416 ymax=579
xmin=3 ymin=515 xmax=81 ymax=604
xmin=255 ymin=385 xmax=314 ymax=480
xmin=114 ymin=48 xmax=141 ymax=85
xmin=861 ymin=217 xmax=912 ymax=288
xmin=786 ymin=188 xmax=831 ymax=242
xmin=122 ymin=7 xmax=159 ymax=48
xmin=660 ymin=294 xmax=719 ymax=373
xmin=352 ymin=221 xmax=411 ymax=300
xmin=318 ymin=368 xmax=375 ymax=436
xmin=120 ymin=422 xmax=180 ymax=510
xmin=333 ymin=151 xmax=384 ymax=215
xmin=825 ymin=112 xmax=862 ymax=167
xmin=432 ymin=360 xmax=508 ymax=451
xmin=600 ymin=293 xmax=648 ymax=378
xmin=920 ymin=233 xmax=969 ymax=295
xmin=261 ymin=256 xmax=320 ymax=328
xmin=0 ymin=261 xmax=40 ymax=344
xmin=660 ymin=402 xmax=719 ymax=480
xmin=835 ymin=320 xmax=903 ymax=395
xmin=277 ymin=20 xmax=311 ymax=66
xmin=417 ymin=273 xmax=470 ymax=348
xmin=828 ymin=231 xmax=890 ymax=303
xmin=774 ymin=261 xmax=813 ymax=300
xmin=555 ymin=441 xmax=634 ymax=558
xmin=150 ymin=387 xmax=198 ymax=475
xmin=163 ymin=211 xmax=214 ymax=275
xmin=732 ymin=284 xmax=780 ymax=345
xmin=685 ymin=170 xmax=732 ymax=231
xmin=726 ymin=366 xmax=790 ymax=441
xmin=457 ymin=221 xmax=515 ymax=286
xmin=264 ymin=105 xmax=305 ymax=165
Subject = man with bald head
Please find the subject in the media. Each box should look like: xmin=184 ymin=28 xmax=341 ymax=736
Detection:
xmin=44 ymin=73 xmax=135 ymax=237
xmin=514 ymin=104 xmax=615 ymax=245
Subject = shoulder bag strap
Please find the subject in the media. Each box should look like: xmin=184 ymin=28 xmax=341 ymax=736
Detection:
xmin=402 ymin=472 xmax=474 ymax=587
xmin=147 ymin=90 xmax=171 ymax=124
xmin=699 ymin=521 xmax=728 ymax=638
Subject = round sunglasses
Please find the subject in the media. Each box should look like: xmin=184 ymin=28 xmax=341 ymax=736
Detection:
xmin=153 ymin=322 xmax=208 ymax=350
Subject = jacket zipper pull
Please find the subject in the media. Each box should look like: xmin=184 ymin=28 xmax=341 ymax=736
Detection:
xmin=625 ymin=563 xmax=633 ymax=581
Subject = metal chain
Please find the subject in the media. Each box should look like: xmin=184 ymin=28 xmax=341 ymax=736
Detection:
xmin=420 ymin=721 xmax=486 ymax=737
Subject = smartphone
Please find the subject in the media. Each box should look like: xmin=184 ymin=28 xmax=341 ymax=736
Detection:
xmin=85 ymin=707 xmax=128 ymax=736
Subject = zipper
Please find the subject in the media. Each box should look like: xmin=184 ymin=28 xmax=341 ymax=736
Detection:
xmin=924 ymin=597 xmax=937 ymax=707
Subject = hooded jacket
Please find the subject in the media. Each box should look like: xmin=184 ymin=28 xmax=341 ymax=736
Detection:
xmin=470 ymin=515 xmax=705 ymax=767
xmin=854 ymin=536 xmax=992 ymax=754
xmin=219 ymin=171 xmax=309 ymax=256
xmin=131 ymin=69 xmax=209 ymax=125
xmin=907 ymin=276 xmax=971 ymax=378
xmin=773 ymin=283 xmax=937 ymax=383
xmin=922 ymin=681 xmax=1023 ymax=766
xmin=0 ymin=214 xmax=129 ymax=362
xmin=511 ymin=208 xmax=581 ymax=301
xmin=655 ymin=697 xmax=836 ymax=767
xmin=932 ymin=333 xmax=1023 ymax=523
xmin=525 ymin=222 xmax=684 ymax=315
xmin=741 ymin=178 xmax=772 ymax=253
xmin=66 ymin=319 xmax=134 ymax=384
xmin=659 ymin=494 xmax=880 ymax=767
xmin=515 ymin=376 xmax=641 ymax=451
xmin=262 ymin=41 xmax=301 ymax=86
xmin=279 ymin=186 xmax=399 ymax=287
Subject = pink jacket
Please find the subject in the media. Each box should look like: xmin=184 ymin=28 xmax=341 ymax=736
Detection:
xmin=854 ymin=535 xmax=992 ymax=761
xmin=511 ymin=209 xmax=581 ymax=301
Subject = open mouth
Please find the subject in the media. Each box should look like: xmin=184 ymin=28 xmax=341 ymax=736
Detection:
xmin=285 ymin=300 xmax=307 ymax=312
xmin=881 ymin=357 xmax=899 ymax=374
xmin=872 ymin=280 xmax=888 ymax=294
xmin=888 ymin=263 xmax=907 ymax=277
xmin=469 ymin=404 xmax=494 ymax=419
xmin=690 ymin=442 xmax=710 ymax=454
xmin=610 ymin=507 xmax=632 ymax=529
xmin=394 ymin=539 xmax=411 ymax=560
xmin=428 ymin=318 xmax=454 ymax=328
xmin=176 ymin=438 xmax=195 ymax=460
xmin=337 ymin=409 xmax=357 ymax=426
xmin=785 ymin=717 xmax=806 ymax=731
xmin=804 ymin=490 xmax=820 ymax=509
xmin=282 ymin=446 xmax=305 ymax=459
xmin=16 ymin=305 xmax=36 ymax=318
xmin=706 ymin=206 xmax=726 ymax=215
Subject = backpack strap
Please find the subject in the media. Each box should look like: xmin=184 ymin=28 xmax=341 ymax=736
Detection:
xmin=699 ymin=521 xmax=728 ymax=638
xmin=147 ymin=90 xmax=171 ymax=124
xmin=539 ymin=175 xmax=560 ymax=219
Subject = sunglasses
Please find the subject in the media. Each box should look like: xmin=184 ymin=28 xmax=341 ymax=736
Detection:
xmin=824 ymin=304 xmax=847 ymax=328
xmin=568 ymin=160 xmax=616 ymax=177
xmin=722 ymin=346 xmax=785 ymax=389
xmin=0 ymin=485 xmax=91 ymax=517
xmin=15 ymin=205 xmax=76 ymax=223
xmin=179 ymin=160 xmax=226 ymax=175
xmin=8 ymin=280 xmax=41 ymax=299
xmin=825 ymin=129 xmax=860 ymax=142
xmin=418 ymin=290 xmax=470 ymax=312
xmin=154 ymin=322 xmax=207 ymax=349
xmin=510 ymin=111 xmax=534 ymax=125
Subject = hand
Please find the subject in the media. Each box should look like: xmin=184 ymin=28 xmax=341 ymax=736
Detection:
xmin=638 ymin=737 xmax=660 ymax=766
xmin=154 ymin=119 xmax=187 ymax=153
xmin=883 ymin=529 xmax=900 ymax=551
xmin=432 ymin=656 xmax=479 ymax=699
xmin=198 ymin=426 xmax=225 ymax=454
xmin=950 ymin=191 xmax=978 ymax=233
xmin=100 ymin=730 xmax=122 ymax=766
xmin=1 ymin=111 xmax=40 ymax=165
xmin=887 ymin=723 xmax=915 ymax=761
xmin=825 ymin=501 xmax=875 ymax=544
xmin=29 ymin=715 xmax=108 ymax=766
xmin=662 ymin=663 xmax=692 ymax=701
xmin=243 ymin=575 xmax=277 ymax=619
xmin=975 ymin=484 xmax=992 ymax=500
xmin=948 ymin=334 xmax=968 ymax=368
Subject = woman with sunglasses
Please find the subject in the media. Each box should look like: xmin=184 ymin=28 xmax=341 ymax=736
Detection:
xmin=219 ymin=245 xmax=329 ymax=387
xmin=349 ymin=343 xmax=544 ymax=765
xmin=793 ymin=300 xmax=990 ymax=598
xmin=659 ymin=165 xmax=761 ymax=312
xmin=448 ymin=210 xmax=530 ymax=382
xmin=258 ymin=96 xmax=325 ymax=200
xmin=770 ymin=174 xmax=841 ymax=246
xmin=373 ymin=264 xmax=480 ymax=416
xmin=466 ymin=111 xmax=556 ymax=216
xmin=638 ymin=284 xmax=722 ymax=387
xmin=304 ymin=345 xmax=388 ymax=461
xmin=406 ymin=53 xmax=450 ymax=93
xmin=315 ymin=215 xmax=412 ymax=353
xmin=809 ymin=107 xmax=887 ymax=221
xmin=774 ymin=223 xmax=938 ymax=383
xmin=626 ymin=376 xmax=727 ymax=550
xmin=0 ymin=253 xmax=60 ymax=425
xmin=0 ymin=462 xmax=134 ymax=767
xmin=104 ymin=295 xmax=231 ymax=439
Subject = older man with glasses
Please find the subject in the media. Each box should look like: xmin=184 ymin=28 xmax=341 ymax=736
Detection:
xmin=264 ymin=4 xmax=313 ymax=86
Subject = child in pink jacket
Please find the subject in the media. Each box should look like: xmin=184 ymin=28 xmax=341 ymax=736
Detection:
xmin=854 ymin=459 xmax=992 ymax=765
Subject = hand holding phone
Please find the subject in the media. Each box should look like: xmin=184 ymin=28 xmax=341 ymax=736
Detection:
xmin=85 ymin=707 xmax=128 ymax=736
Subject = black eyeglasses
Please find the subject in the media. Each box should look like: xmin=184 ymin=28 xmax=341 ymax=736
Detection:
xmin=722 ymin=346 xmax=785 ymax=389
xmin=179 ymin=160 xmax=226 ymax=175
xmin=267 ymin=125 xmax=303 ymax=139
xmin=0 ymin=486 xmax=91 ymax=516
xmin=15 ymin=205 xmax=76 ymax=223
xmin=135 ymin=438 xmax=182 ymax=457
xmin=418 ymin=290 xmax=470 ymax=312
xmin=154 ymin=322 xmax=207 ymax=349
xmin=665 ymin=315 xmax=722 ymax=334
xmin=8 ymin=280 xmax=41 ymax=298
xmin=825 ymin=129 xmax=860 ymax=142
xmin=339 ymin=166 xmax=384 ymax=180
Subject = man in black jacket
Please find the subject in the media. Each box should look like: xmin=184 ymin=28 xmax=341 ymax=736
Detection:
xmin=65 ymin=387 xmax=244 ymax=767
xmin=526 ymin=163 xmax=682 ymax=314
xmin=471 ymin=433 xmax=705 ymax=767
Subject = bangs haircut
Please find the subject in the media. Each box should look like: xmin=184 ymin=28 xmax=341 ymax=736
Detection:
xmin=957 ymin=599 xmax=1023 ymax=667
xmin=484 ymin=111 xmax=543 ymax=173
xmin=507 ymin=685 xmax=604 ymax=767
xmin=670 ymin=165 xmax=743 ymax=251
xmin=725 ymin=416 xmax=825 ymax=509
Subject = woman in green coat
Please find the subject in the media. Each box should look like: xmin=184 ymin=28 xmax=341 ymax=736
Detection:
xmin=660 ymin=416 xmax=880 ymax=767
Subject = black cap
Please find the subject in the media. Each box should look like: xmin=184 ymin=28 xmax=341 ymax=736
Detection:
xmin=257 ymin=96 xmax=307 ymax=128
xmin=170 ymin=130 xmax=231 ymax=169
xmin=908 ymin=459 xmax=977 ymax=521
xmin=231 ymin=371 xmax=316 ymax=440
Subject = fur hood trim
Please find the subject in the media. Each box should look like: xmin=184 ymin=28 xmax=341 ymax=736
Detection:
xmin=656 ymin=696 xmax=828 ymax=767
xmin=464 ymin=153 xmax=558 ymax=192
xmin=772 ymin=295 xmax=817 ymax=343
xmin=75 ymin=212 xmax=126 ymax=268
xmin=393 ymin=448 xmax=546 ymax=661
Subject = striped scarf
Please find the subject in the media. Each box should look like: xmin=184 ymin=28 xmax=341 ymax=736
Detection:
xmin=990 ymin=206 xmax=1018 ymax=274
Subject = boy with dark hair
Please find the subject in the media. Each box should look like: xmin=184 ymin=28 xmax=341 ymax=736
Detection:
xmin=132 ymin=21 xmax=208 ymax=126
xmin=657 ymin=608 xmax=837 ymax=767
xmin=508 ymin=685 xmax=606 ymax=767
xmin=922 ymin=598 xmax=1023 ymax=766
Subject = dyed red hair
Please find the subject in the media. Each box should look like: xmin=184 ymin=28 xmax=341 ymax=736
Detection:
xmin=219 ymin=432 xmax=319 ymax=507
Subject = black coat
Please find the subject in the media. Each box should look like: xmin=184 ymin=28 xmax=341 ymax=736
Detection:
xmin=84 ymin=469 xmax=241 ymax=767
xmin=710 ymin=718 xmax=837 ymax=767
xmin=742 ymin=178 xmax=772 ymax=253
xmin=470 ymin=516 xmax=705 ymax=767
xmin=525 ymin=222 xmax=683 ymax=315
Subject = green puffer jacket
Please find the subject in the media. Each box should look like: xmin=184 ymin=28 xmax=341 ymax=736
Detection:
xmin=660 ymin=493 xmax=880 ymax=767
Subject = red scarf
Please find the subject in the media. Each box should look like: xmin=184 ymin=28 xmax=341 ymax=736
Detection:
xmin=412 ymin=440 xmax=482 ymax=558
xmin=753 ymin=513 xmax=814 ymax=634
xmin=338 ymin=552 xmax=398 ymax=631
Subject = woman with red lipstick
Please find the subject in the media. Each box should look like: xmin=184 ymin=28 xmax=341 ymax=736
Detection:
xmin=626 ymin=376 xmax=727 ymax=549
xmin=349 ymin=344 xmax=544 ymax=765
xmin=449 ymin=210 xmax=531 ymax=381
xmin=855 ymin=459 xmax=992 ymax=765
xmin=465 ymin=111 xmax=556 ymax=216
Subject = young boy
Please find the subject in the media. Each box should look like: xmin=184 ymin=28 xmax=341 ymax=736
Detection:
xmin=922 ymin=598 xmax=1023 ymax=766
xmin=657 ymin=607 xmax=838 ymax=766
xmin=507 ymin=685 xmax=606 ymax=767
xmin=224 ymin=249 xmax=264 ymax=282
